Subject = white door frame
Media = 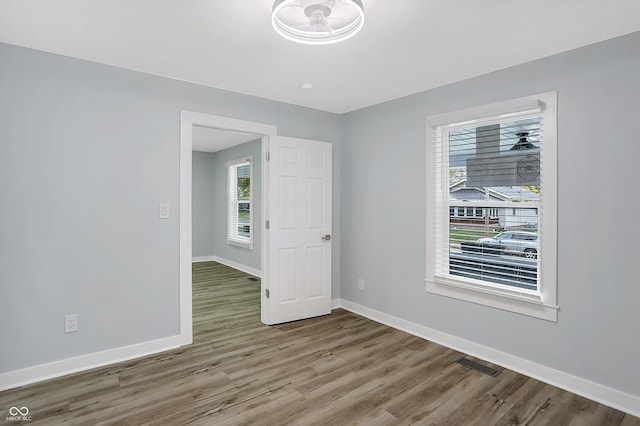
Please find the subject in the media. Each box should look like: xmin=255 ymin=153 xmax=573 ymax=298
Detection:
xmin=179 ymin=110 xmax=277 ymax=345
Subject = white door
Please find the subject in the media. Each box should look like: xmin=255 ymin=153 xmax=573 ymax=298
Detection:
xmin=263 ymin=136 xmax=332 ymax=325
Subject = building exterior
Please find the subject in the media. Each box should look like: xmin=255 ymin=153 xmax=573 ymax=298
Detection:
xmin=449 ymin=180 xmax=539 ymax=231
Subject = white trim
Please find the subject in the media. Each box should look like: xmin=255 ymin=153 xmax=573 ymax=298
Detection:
xmin=260 ymin=136 xmax=270 ymax=324
xmin=192 ymin=256 xmax=216 ymax=263
xmin=180 ymin=111 xmax=277 ymax=136
xmin=427 ymin=98 xmax=541 ymax=127
xmin=226 ymin=157 xmax=253 ymax=167
xmin=228 ymin=239 xmax=253 ymax=250
xmin=193 ymin=256 xmax=261 ymax=278
xmin=179 ymin=118 xmax=193 ymax=346
xmin=428 ymin=280 xmax=557 ymax=321
xmin=334 ymin=298 xmax=640 ymax=418
xmin=180 ymin=111 xmax=277 ymax=340
xmin=0 ymin=335 xmax=182 ymax=392
xmin=202 ymin=255 xmax=261 ymax=278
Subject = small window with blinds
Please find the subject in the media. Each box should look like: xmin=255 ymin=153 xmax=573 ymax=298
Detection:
xmin=426 ymin=92 xmax=558 ymax=321
xmin=227 ymin=157 xmax=253 ymax=249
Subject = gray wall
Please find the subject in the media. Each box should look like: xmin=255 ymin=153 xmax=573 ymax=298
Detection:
xmin=340 ymin=32 xmax=640 ymax=397
xmin=210 ymin=140 xmax=262 ymax=270
xmin=0 ymin=43 xmax=341 ymax=373
xmin=192 ymin=140 xmax=262 ymax=270
xmin=192 ymin=151 xmax=216 ymax=257
xmin=3 ymin=31 xmax=639 ymax=400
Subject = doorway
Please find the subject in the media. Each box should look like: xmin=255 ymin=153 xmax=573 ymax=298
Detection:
xmin=179 ymin=111 xmax=277 ymax=346
xmin=179 ymin=112 xmax=333 ymax=345
xmin=191 ymin=127 xmax=262 ymax=275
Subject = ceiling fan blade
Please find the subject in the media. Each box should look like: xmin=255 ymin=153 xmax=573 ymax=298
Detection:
xmin=280 ymin=4 xmax=307 ymax=18
xmin=324 ymin=24 xmax=336 ymax=37
xmin=325 ymin=16 xmax=354 ymax=21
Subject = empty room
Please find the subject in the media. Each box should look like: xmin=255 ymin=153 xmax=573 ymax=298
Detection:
xmin=1 ymin=1 xmax=639 ymax=425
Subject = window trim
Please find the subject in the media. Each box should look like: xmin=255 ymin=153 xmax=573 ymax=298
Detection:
xmin=425 ymin=92 xmax=558 ymax=321
xmin=227 ymin=157 xmax=254 ymax=250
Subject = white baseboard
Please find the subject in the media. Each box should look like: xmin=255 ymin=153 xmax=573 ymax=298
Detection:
xmin=0 ymin=335 xmax=183 ymax=392
xmin=192 ymin=256 xmax=216 ymax=263
xmin=335 ymin=298 xmax=640 ymax=418
xmin=193 ymin=255 xmax=261 ymax=278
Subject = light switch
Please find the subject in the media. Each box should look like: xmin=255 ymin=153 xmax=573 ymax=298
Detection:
xmin=159 ymin=204 xmax=170 ymax=219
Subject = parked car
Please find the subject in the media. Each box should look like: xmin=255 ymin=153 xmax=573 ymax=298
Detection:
xmin=477 ymin=231 xmax=538 ymax=259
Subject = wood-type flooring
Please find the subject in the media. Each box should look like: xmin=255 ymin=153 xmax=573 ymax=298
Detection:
xmin=1 ymin=261 xmax=638 ymax=425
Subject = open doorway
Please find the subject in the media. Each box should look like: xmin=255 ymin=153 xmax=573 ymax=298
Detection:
xmin=179 ymin=111 xmax=277 ymax=345
xmin=191 ymin=127 xmax=262 ymax=275
xmin=179 ymin=112 xmax=333 ymax=343
xmin=191 ymin=127 xmax=262 ymax=333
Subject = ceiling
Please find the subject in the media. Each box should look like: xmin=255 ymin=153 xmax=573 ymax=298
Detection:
xmin=192 ymin=126 xmax=258 ymax=153
xmin=2 ymin=1 xmax=640 ymax=114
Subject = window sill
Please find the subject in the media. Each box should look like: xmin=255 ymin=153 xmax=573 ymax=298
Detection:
xmin=228 ymin=239 xmax=253 ymax=250
xmin=425 ymin=277 xmax=558 ymax=322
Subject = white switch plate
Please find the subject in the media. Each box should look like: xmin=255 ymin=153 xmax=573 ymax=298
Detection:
xmin=64 ymin=314 xmax=78 ymax=333
xmin=358 ymin=278 xmax=365 ymax=291
xmin=159 ymin=204 xmax=170 ymax=219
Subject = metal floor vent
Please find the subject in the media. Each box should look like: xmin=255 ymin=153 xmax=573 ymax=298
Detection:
xmin=455 ymin=357 xmax=502 ymax=377
xmin=248 ymin=277 xmax=259 ymax=282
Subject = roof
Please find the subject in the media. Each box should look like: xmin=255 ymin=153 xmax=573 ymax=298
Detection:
xmin=449 ymin=179 xmax=540 ymax=202
xmin=449 ymin=188 xmax=503 ymax=202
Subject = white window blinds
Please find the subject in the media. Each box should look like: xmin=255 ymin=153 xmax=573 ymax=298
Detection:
xmin=227 ymin=158 xmax=253 ymax=249
xmin=437 ymin=112 xmax=542 ymax=293
xmin=426 ymin=93 xmax=558 ymax=321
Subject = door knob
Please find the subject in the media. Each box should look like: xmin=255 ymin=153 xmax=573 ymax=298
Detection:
xmin=322 ymin=234 xmax=331 ymax=241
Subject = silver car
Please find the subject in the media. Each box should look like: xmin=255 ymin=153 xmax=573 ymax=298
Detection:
xmin=478 ymin=231 xmax=538 ymax=259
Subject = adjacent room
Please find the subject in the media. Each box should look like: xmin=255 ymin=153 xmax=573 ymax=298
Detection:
xmin=1 ymin=1 xmax=639 ymax=424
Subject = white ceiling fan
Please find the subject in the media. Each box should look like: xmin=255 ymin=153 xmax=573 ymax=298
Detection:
xmin=271 ymin=0 xmax=365 ymax=45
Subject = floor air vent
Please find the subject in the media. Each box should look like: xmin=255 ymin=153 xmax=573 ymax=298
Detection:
xmin=455 ymin=357 xmax=501 ymax=377
xmin=248 ymin=277 xmax=259 ymax=282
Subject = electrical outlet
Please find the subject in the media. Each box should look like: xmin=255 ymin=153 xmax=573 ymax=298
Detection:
xmin=64 ymin=314 xmax=78 ymax=333
xmin=358 ymin=278 xmax=365 ymax=291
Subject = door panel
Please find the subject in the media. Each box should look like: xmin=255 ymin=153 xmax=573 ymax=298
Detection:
xmin=264 ymin=136 xmax=332 ymax=324
xmin=306 ymin=246 xmax=325 ymax=298
xmin=279 ymin=177 xmax=297 ymax=229
xmin=307 ymin=178 xmax=324 ymax=229
xmin=278 ymin=248 xmax=298 ymax=302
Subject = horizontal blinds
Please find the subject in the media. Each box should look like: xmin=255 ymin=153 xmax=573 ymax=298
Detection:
xmin=228 ymin=160 xmax=252 ymax=243
xmin=237 ymin=163 xmax=250 ymax=178
xmin=433 ymin=113 xmax=542 ymax=292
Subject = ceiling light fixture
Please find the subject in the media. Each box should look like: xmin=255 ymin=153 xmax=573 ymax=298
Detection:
xmin=272 ymin=0 xmax=365 ymax=45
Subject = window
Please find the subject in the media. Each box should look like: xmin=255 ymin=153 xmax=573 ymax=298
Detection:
xmin=426 ymin=92 xmax=557 ymax=321
xmin=227 ymin=157 xmax=253 ymax=249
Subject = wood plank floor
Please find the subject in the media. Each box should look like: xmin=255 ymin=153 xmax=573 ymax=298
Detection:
xmin=1 ymin=261 xmax=638 ymax=425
